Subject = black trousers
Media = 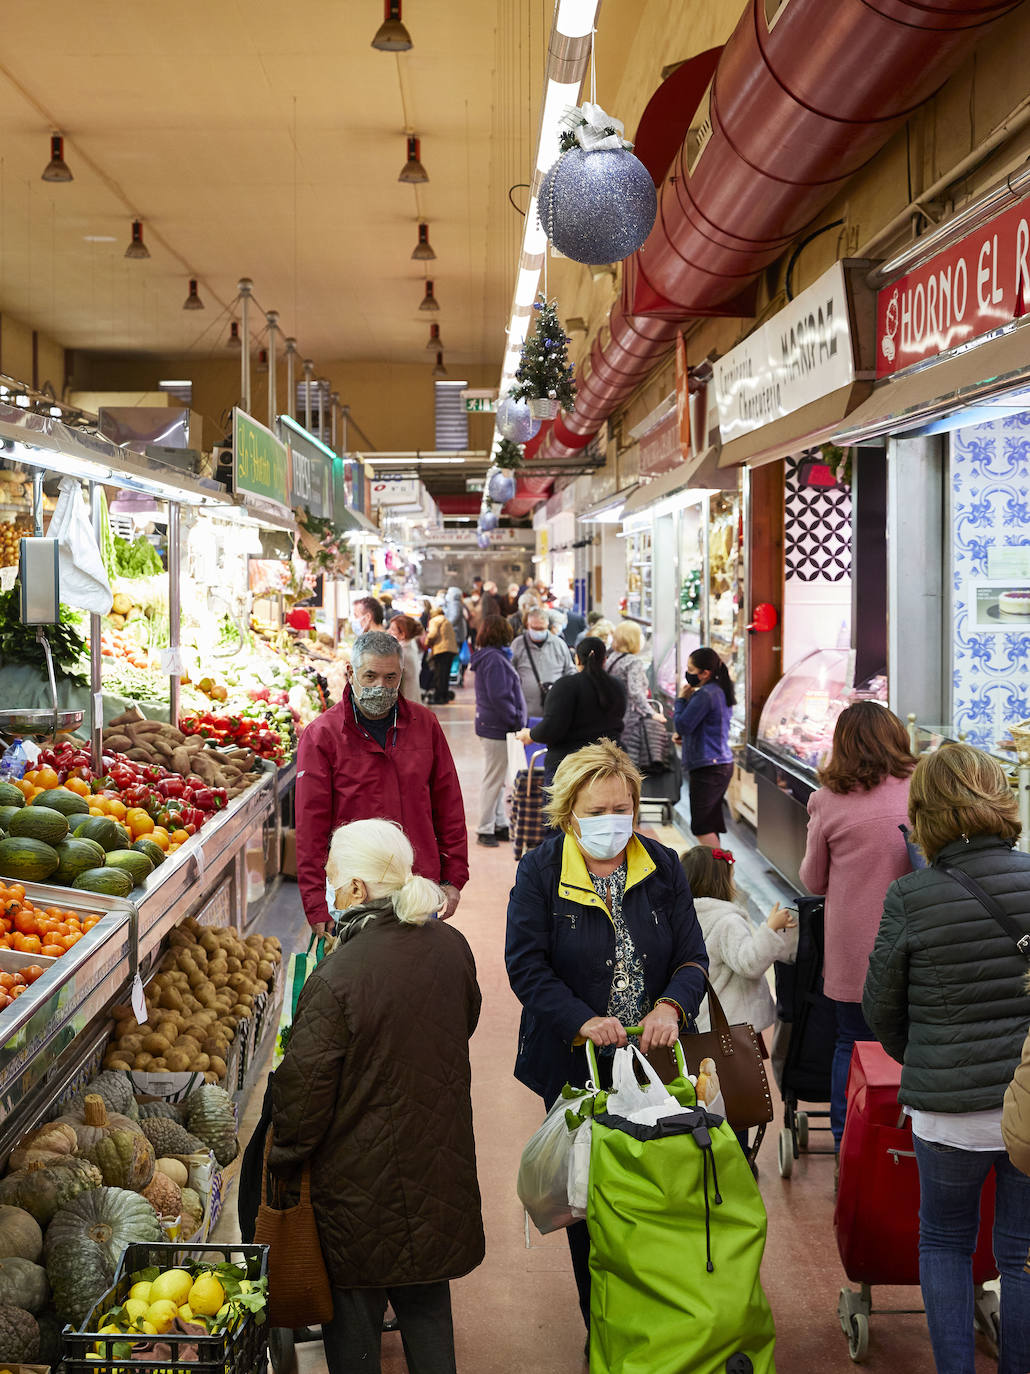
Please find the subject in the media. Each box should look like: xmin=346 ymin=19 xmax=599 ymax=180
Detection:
xmin=430 ymin=652 xmax=454 ymax=702
xmin=322 ymin=1282 xmax=456 ymax=1374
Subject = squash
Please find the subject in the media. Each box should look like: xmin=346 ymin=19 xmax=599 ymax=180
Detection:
xmin=0 ymin=1159 xmax=103 ymax=1226
xmin=72 ymin=867 xmax=133 ymax=898
xmin=0 ymin=1208 xmax=42 ymax=1263
xmin=53 ymin=1094 xmax=143 ymax=1153
xmin=8 ymin=1122 xmax=78 ymax=1172
xmin=139 ymin=1118 xmax=206 ymax=1157
xmin=0 ymin=1258 xmax=48 ymax=1314
xmin=71 ymin=1070 xmax=140 ymax=1122
xmin=0 ymin=781 xmax=25 ymax=810
xmin=0 ymin=837 xmax=60 ymax=884
xmin=82 ymin=1131 xmax=155 ymax=1191
xmin=154 ymin=1158 xmax=188 ymax=1188
xmin=179 ymin=1186 xmax=204 ymax=1236
xmin=29 ymin=787 xmax=89 ymax=817
xmin=0 ymin=1302 xmax=40 ymax=1362
xmin=52 ymin=837 xmax=107 ymax=886
xmin=137 ymin=1101 xmax=182 ymax=1122
xmin=44 ymin=1186 xmax=162 ymax=1325
xmin=183 ymin=1084 xmax=238 ymax=1166
xmin=7 ymin=806 xmax=68 ymax=845
xmin=140 ymin=1172 xmax=181 ymax=1218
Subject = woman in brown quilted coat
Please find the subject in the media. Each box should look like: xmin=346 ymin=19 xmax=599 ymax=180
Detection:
xmin=270 ymin=817 xmax=484 ymax=1374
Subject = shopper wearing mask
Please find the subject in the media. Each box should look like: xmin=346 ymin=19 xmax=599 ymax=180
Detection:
xmin=471 ymin=616 xmax=527 ymax=847
xmin=296 ymin=631 xmax=468 ymax=932
xmin=425 ymin=601 xmax=459 ymax=704
xmin=351 ymin=596 xmax=384 ymax=635
xmin=673 ymin=646 xmax=736 ymax=846
xmin=511 ymin=606 xmax=575 ymax=716
xmin=516 ymin=636 xmax=626 ymax=780
xmin=506 ymin=739 xmax=708 ymax=1330
xmin=387 ymin=614 xmax=423 ymax=702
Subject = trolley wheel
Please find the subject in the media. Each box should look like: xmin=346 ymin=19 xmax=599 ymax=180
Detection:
xmin=269 ymin=1328 xmax=298 ymax=1374
xmin=777 ymin=1128 xmax=794 ymax=1178
xmin=847 ymin=1313 xmax=869 ymax=1363
xmin=796 ymin=1112 xmax=809 ymax=1151
xmin=973 ymin=1287 xmax=1000 ymax=1352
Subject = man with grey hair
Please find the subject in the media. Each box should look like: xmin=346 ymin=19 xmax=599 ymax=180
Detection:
xmin=511 ymin=606 xmax=575 ymax=716
xmin=296 ymin=631 xmax=468 ymax=929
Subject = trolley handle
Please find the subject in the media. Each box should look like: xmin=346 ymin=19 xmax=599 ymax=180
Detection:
xmin=584 ymin=1027 xmax=687 ymax=1082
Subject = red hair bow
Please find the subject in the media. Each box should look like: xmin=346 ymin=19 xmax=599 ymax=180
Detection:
xmin=711 ymin=848 xmax=735 ymax=865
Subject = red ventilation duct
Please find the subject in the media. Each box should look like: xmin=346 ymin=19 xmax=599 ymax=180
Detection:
xmin=513 ymin=0 xmax=1020 ymax=506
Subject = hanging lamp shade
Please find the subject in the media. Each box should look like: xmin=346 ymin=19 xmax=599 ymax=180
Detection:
xmin=425 ymin=323 xmax=443 ymax=351
xmin=411 ymin=222 xmax=436 ymax=261
xmin=372 ymin=0 xmax=412 ymax=51
xmin=183 ymin=278 xmax=204 ymax=311
xmin=419 ymin=280 xmax=439 ymax=313
xmin=256 ymin=347 xmax=269 ymax=373
xmin=227 ymin=321 xmax=242 ymax=349
xmin=432 ymin=352 xmax=447 ymax=378
xmin=399 ymin=136 xmax=428 ymax=184
xmin=124 ymin=219 xmax=150 ymax=260
xmin=41 ymin=134 xmax=72 ymax=183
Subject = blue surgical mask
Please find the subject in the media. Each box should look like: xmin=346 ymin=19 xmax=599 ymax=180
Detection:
xmin=527 ymin=628 xmax=549 ymax=644
xmin=573 ymin=812 xmax=634 ymax=861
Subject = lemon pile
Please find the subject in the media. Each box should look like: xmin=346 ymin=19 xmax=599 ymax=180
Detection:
xmin=92 ymin=1267 xmax=242 ymax=1351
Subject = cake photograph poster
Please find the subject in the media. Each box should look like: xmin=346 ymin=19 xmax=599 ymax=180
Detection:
xmin=972 ymin=581 xmax=1030 ymax=630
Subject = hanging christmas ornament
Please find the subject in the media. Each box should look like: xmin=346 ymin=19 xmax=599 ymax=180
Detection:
xmin=479 ymin=508 xmax=499 ymax=533
xmin=495 ymin=438 xmax=525 ymax=469
xmin=487 ymin=467 xmax=517 ymax=505
xmin=538 ymin=103 xmax=657 ymax=265
xmin=496 ymin=396 xmax=540 ymax=444
xmin=509 ymin=298 xmax=576 ymax=420
xmin=476 ymin=531 xmax=491 ymax=550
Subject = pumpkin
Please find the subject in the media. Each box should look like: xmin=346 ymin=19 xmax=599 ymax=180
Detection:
xmin=139 ymin=1118 xmax=206 ymax=1157
xmin=137 ymin=1101 xmax=182 ymax=1122
xmin=140 ymin=1172 xmax=181 ymax=1218
xmin=154 ymin=1158 xmax=188 ymax=1188
xmin=0 ymin=1302 xmax=39 ymax=1362
xmin=8 ymin=1122 xmax=78 ymax=1172
xmin=0 ymin=1207 xmax=43 ymax=1263
xmin=183 ymin=1084 xmax=238 ymax=1166
xmin=83 ymin=1131 xmax=155 ymax=1191
xmin=71 ymin=1070 xmax=139 ymax=1121
xmin=0 ymin=1258 xmax=48 ymax=1314
xmin=44 ymin=1187 xmax=162 ymax=1325
xmin=179 ymin=1186 xmax=204 ymax=1237
xmin=0 ymin=1158 xmax=103 ymax=1225
xmin=53 ymin=1094 xmax=143 ymax=1153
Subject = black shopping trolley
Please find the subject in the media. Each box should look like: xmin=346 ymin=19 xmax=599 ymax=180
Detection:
xmin=510 ymin=745 xmax=549 ymax=858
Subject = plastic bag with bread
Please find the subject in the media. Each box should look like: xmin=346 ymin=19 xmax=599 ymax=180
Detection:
xmin=694 ymin=1057 xmax=721 ymax=1106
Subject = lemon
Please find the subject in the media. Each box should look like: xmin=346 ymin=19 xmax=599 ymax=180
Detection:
xmin=141 ymin=1321 xmax=159 ymax=1335
xmin=178 ymin=1303 xmax=194 ymax=1322
xmin=149 ymin=1269 xmax=194 ymax=1307
xmin=145 ymin=1300 xmax=179 ymax=1333
xmin=129 ymin=1281 xmax=153 ymax=1303
xmin=188 ymin=1273 xmax=225 ymax=1317
xmin=123 ymin=1298 xmax=150 ymax=1323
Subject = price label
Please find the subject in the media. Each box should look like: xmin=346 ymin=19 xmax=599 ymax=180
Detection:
xmin=159 ymin=649 xmax=184 ymax=676
xmin=194 ymin=843 xmax=205 ymax=884
xmin=130 ymin=971 xmax=148 ymax=1024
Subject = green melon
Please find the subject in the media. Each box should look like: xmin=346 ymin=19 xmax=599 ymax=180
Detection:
xmin=30 ymin=788 xmax=90 ymax=818
xmin=72 ymin=817 xmax=123 ymax=853
xmin=8 ymin=807 xmax=68 ymax=846
xmin=131 ymin=838 xmax=166 ymax=868
xmin=52 ymin=838 xmax=108 ymax=886
xmin=0 ymin=782 xmax=25 ymax=810
xmin=103 ymin=850 xmax=153 ymax=886
xmin=71 ymin=868 xmax=133 ymax=898
xmin=0 ymin=806 xmax=21 ymax=832
xmin=0 ymin=838 xmax=60 ymax=883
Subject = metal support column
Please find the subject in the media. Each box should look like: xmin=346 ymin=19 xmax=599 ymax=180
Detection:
xmin=88 ymin=482 xmax=104 ymax=774
xmin=238 ymin=278 xmax=253 ymax=416
xmin=266 ymin=310 xmax=279 ymax=428
xmin=167 ymin=502 xmax=181 ymax=729
xmin=303 ymin=360 xmax=314 ymax=432
xmin=330 ymin=392 xmax=340 ymax=453
xmin=284 ymin=338 xmax=297 ymax=420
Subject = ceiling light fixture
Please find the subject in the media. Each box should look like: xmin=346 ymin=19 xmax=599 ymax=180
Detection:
xmin=412 ymin=223 xmax=436 ymax=261
xmin=372 ymin=0 xmax=413 ymax=51
xmin=399 ymin=136 xmax=429 ymax=184
xmin=256 ymin=347 xmax=269 ymax=373
xmin=425 ymin=323 xmax=443 ymax=351
xmin=419 ymin=280 xmax=440 ymax=313
xmin=124 ymin=220 xmax=150 ymax=260
xmin=42 ymin=134 xmax=73 ymax=183
xmin=183 ymin=278 xmax=204 ymax=311
xmin=227 ymin=321 xmax=242 ymax=349
xmin=432 ymin=352 xmax=448 ymax=378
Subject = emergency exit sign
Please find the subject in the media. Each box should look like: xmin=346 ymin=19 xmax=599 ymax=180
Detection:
xmin=466 ymin=478 xmax=485 ymax=492
xmin=464 ymin=397 xmax=496 ymax=413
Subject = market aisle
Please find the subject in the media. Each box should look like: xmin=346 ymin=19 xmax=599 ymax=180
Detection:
xmin=233 ymin=689 xmax=997 ymax=1373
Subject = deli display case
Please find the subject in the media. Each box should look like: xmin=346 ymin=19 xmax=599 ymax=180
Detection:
xmin=748 ymin=649 xmax=888 ymax=888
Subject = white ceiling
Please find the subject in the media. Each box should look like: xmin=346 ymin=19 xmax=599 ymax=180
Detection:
xmin=0 ymin=1 xmax=554 ymax=366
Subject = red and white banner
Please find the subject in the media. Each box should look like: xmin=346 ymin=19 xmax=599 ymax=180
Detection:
xmin=876 ymin=197 xmax=1030 ymax=378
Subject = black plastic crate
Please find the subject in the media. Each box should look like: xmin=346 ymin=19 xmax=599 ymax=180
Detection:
xmin=63 ymin=1242 xmax=269 ymax=1374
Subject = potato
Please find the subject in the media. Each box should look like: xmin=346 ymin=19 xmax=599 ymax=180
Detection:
xmin=256 ymin=960 xmax=275 ymax=982
xmin=117 ymin=1033 xmax=145 ymax=1056
xmin=225 ymin=956 xmax=241 ymax=974
xmin=209 ymin=1056 xmax=227 ymax=1080
xmin=176 ymin=1036 xmax=202 ymax=1058
xmin=204 ymin=1071 xmax=218 ymax=1084
xmin=196 ymin=986 xmax=217 ymax=1008
xmin=105 ymin=1056 xmax=134 ymax=1071
xmin=111 ymin=1002 xmax=136 ymax=1021
xmin=165 ymin=1050 xmax=192 ymax=1072
xmin=150 ymin=1057 xmax=168 ymax=1071
xmin=194 ymin=1053 xmax=211 ymax=1072
xmin=199 ymin=930 xmax=220 ymax=954
xmin=152 ymin=972 xmax=173 ymax=989
xmin=133 ymin=1053 xmax=154 ymax=1070
xmin=160 ymin=986 xmax=185 ymax=1012
xmin=154 ymin=1021 xmax=179 ymax=1044
xmin=142 ymin=1033 xmax=171 ymax=1056
xmin=182 ymin=995 xmax=201 ymax=1014
xmin=202 ymin=1037 xmax=228 ymax=1058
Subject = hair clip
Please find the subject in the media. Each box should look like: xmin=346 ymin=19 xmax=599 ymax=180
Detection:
xmin=711 ymin=847 xmax=735 ymax=865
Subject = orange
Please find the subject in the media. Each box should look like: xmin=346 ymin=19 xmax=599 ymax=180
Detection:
xmin=106 ymin=799 xmax=127 ymax=820
xmin=147 ymin=830 xmax=170 ymax=851
xmin=82 ymin=916 xmax=99 ymax=931
xmin=35 ymin=766 xmax=60 ymax=790
xmin=64 ymin=776 xmax=90 ymax=797
xmin=14 ymin=779 xmax=32 ymax=798
xmin=170 ymin=829 xmax=189 ymax=845
xmin=22 ymin=770 xmax=39 ymax=786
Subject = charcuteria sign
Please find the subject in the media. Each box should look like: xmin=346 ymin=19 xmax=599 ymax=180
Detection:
xmin=875 ymin=195 xmax=1030 ymax=378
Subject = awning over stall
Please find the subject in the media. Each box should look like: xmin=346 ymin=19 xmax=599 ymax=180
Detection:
xmin=717 ymin=381 xmax=872 ymax=468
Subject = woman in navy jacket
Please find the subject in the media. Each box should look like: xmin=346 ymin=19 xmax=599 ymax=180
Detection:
xmin=506 ymin=738 xmax=708 ymax=1329
xmin=673 ymin=645 xmax=736 ymax=845
xmin=472 ymin=615 xmax=527 ymax=848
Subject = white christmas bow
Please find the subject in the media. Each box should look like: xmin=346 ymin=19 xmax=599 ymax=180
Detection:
xmin=558 ymin=101 xmax=633 ymax=154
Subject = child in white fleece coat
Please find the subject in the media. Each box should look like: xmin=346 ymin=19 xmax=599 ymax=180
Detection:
xmin=681 ymin=846 xmax=798 ymax=1039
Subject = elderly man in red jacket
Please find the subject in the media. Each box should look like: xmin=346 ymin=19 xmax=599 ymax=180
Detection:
xmin=296 ymin=630 xmax=469 ymax=927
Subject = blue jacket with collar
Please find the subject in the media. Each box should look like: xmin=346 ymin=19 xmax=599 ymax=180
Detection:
xmin=505 ymin=830 xmax=708 ymax=1104
xmin=673 ymin=682 xmax=733 ymax=771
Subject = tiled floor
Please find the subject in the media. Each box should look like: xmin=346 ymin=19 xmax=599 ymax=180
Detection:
xmin=218 ymin=689 xmax=999 ymax=1372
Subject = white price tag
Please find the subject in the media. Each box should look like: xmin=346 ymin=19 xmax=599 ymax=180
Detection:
xmin=92 ymin=692 xmax=105 ymax=725
xmin=130 ymin=972 xmax=148 ymax=1024
xmin=159 ymin=649 xmax=184 ymax=676
xmin=194 ymin=843 xmax=205 ymax=883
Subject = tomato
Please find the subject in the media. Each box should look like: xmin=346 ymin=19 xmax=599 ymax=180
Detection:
xmin=10 ymin=984 xmax=26 ymax=997
xmin=41 ymin=943 xmax=64 ymax=958
xmin=170 ymin=829 xmax=189 ymax=845
xmin=61 ymin=932 xmax=82 ymax=949
xmin=13 ymin=910 xmax=38 ymax=935
xmin=22 ymin=770 xmax=39 ymax=786
xmin=22 ymin=965 xmax=44 ymax=983
xmin=7 ymin=886 xmax=25 ymax=903
xmin=13 ymin=934 xmax=41 ymax=954
xmin=0 ymin=972 xmax=15 ymax=989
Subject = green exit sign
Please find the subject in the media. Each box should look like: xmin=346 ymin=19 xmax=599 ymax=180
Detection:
xmin=464 ymin=396 xmax=496 ymax=413
xmin=466 ymin=478 xmax=484 ymax=492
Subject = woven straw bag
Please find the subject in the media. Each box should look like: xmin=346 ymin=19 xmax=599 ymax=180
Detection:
xmin=254 ymin=1131 xmax=334 ymax=1328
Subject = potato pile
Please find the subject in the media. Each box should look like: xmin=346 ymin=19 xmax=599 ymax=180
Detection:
xmin=103 ymin=918 xmax=282 ymax=1080
xmin=0 ymin=514 xmax=33 ymax=569
xmin=104 ymin=709 xmax=264 ymax=798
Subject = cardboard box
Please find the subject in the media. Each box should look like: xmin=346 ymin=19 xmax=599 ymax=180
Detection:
xmin=281 ymin=828 xmax=297 ymax=879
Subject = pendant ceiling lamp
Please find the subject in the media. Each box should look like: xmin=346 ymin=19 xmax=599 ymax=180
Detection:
xmin=183 ymin=278 xmax=204 ymax=311
xmin=419 ymin=281 xmax=439 ymax=313
xmin=372 ymin=0 xmax=412 ymax=51
xmin=425 ymin=323 xmax=443 ymax=350
xmin=398 ymin=136 xmax=428 ymax=184
xmin=41 ymin=134 xmax=72 ymax=183
xmin=432 ymin=352 xmax=447 ymax=378
xmin=124 ymin=220 xmax=150 ymax=260
xmin=256 ymin=347 xmax=269 ymax=373
xmin=227 ymin=321 xmax=242 ymax=349
xmin=411 ymin=222 xmax=436 ymax=261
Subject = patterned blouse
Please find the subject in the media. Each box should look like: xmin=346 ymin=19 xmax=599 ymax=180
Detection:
xmin=589 ymin=859 xmax=647 ymax=1027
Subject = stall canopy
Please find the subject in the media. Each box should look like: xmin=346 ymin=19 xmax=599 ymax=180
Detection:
xmin=832 ymin=321 xmax=1030 ymax=445
xmin=716 ymin=381 xmax=872 ymax=469
xmin=576 ymin=485 xmax=640 ymax=524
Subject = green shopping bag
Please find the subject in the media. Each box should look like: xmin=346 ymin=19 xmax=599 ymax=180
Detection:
xmin=584 ymin=1039 xmax=776 ymax=1374
xmin=273 ymin=932 xmax=335 ymax=1066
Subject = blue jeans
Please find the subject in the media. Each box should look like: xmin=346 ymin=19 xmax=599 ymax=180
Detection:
xmin=914 ymin=1136 xmax=1030 ymax=1374
xmin=830 ymin=1000 xmax=874 ymax=1148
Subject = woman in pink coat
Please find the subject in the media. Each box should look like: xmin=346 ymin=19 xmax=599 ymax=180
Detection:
xmin=799 ymin=701 xmax=915 ymax=1153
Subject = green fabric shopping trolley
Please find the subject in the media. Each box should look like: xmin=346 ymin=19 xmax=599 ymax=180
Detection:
xmin=582 ymin=1038 xmax=776 ymax=1374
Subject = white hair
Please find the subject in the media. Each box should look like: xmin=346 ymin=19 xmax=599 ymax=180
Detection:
xmin=326 ymin=818 xmax=443 ymax=925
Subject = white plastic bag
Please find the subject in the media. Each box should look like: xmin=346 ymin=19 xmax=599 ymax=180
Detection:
xmin=517 ymin=1092 xmax=588 ymax=1234
xmin=46 ymin=476 xmax=112 ymax=614
xmin=566 ymin=1116 xmax=592 ymax=1218
xmin=606 ymin=1044 xmax=684 ymax=1126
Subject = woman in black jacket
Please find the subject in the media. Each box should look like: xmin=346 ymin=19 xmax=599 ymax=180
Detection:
xmin=863 ymin=743 xmax=1030 ymax=1374
xmin=515 ymin=636 xmax=626 ymax=781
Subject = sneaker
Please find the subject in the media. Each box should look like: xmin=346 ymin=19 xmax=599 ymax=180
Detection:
xmin=477 ymin=833 xmax=499 ymax=847
xmin=494 ymin=826 xmax=510 ymax=841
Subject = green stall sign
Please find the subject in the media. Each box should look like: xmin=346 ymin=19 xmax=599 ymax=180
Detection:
xmin=234 ymin=409 xmax=290 ymax=508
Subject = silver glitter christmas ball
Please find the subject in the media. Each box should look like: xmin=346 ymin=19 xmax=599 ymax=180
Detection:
xmin=539 ymin=147 xmax=657 ymax=265
xmin=476 ymin=531 xmax=491 ymax=550
xmin=487 ymin=469 xmax=517 ymax=504
xmin=479 ymin=509 xmax=499 ymax=532
xmin=496 ymin=396 xmax=541 ymax=444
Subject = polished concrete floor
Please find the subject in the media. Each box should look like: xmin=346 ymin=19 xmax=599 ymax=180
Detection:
xmin=215 ymin=689 xmax=1000 ymax=1372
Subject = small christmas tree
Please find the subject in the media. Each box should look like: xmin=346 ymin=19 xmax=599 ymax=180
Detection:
xmin=510 ymin=297 xmax=576 ymax=411
xmin=495 ymin=438 xmax=525 ymax=469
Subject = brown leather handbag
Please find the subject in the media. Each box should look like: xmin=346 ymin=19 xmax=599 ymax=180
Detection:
xmin=254 ymin=1131 xmax=334 ymax=1329
xmin=672 ymin=962 xmax=774 ymax=1131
